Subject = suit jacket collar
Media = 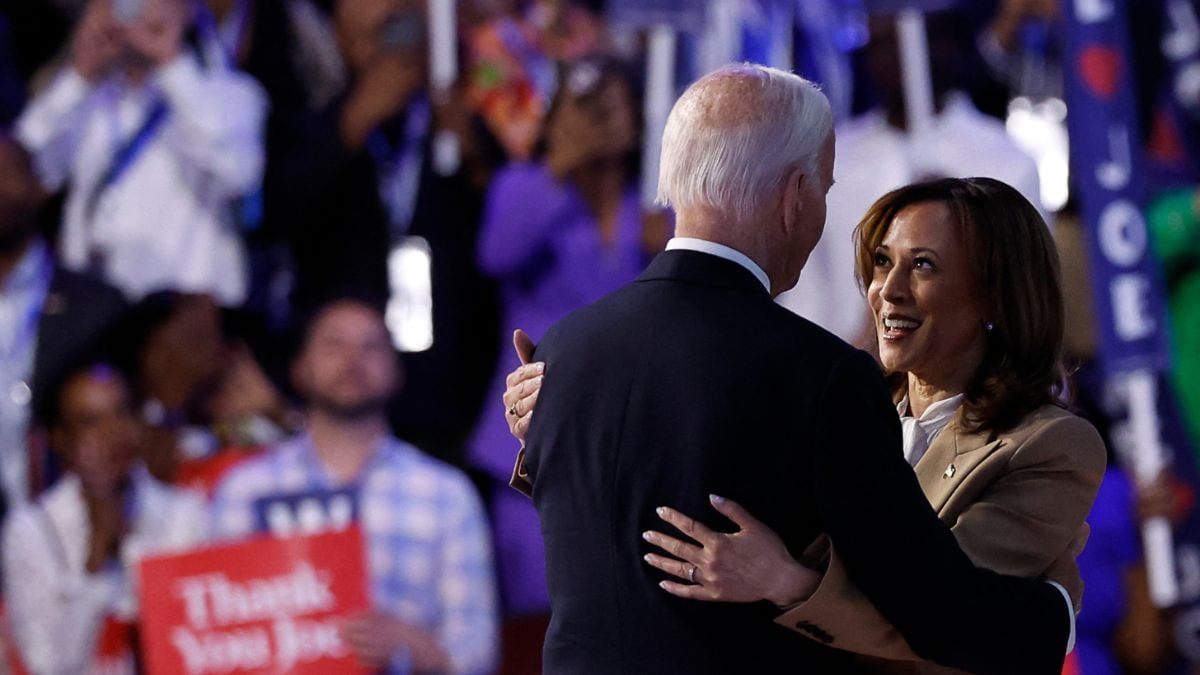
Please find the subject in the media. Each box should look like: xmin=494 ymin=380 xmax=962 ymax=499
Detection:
xmin=914 ymin=414 xmax=1005 ymax=514
xmin=637 ymin=249 xmax=773 ymax=298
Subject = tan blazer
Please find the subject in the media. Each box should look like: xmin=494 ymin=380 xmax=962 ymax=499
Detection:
xmin=776 ymin=404 xmax=1106 ymax=673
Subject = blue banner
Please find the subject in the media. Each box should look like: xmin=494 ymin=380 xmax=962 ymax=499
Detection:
xmin=1146 ymin=0 xmax=1200 ymax=189
xmin=1064 ymin=0 xmax=1173 ymax=375
xmin=607 ymin=0 xmax=705 ymax=32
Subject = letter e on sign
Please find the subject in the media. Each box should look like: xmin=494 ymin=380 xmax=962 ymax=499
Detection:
xmin=1112 ymin=274 xmax=1156 ymax=341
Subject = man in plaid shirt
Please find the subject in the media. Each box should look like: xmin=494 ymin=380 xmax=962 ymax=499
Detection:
xmin=210 ymin=296 xmax=498 ymax=673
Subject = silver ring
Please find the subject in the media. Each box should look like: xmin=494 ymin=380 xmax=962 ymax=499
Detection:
xmin=687 ymin=565 xmax=697 ymax=584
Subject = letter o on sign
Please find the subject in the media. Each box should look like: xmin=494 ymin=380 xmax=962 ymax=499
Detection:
xmin=1098 ymin=200 xmax=1148 ymax=268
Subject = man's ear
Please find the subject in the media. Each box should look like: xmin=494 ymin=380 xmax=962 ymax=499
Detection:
xmin=780 ymin=166 xmax=807 ymax=234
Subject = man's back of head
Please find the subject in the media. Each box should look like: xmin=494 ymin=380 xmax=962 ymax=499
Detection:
xmin=656 ymin=64 xmax=836 ymax=294
xmin=657 ymin=64 xmax=833 ymax=228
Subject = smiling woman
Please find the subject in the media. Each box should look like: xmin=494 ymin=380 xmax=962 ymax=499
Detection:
xmin=502 ymin=176 xmax=1107 ymax=674
xmin=634 ymin=177 xmax=1104 ymax=673
xmin=855 ymin=177 xmax=1069 ymax=433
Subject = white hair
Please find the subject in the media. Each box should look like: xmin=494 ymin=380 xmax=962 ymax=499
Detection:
xmin=656 ymin=64 xmax=833 ymax=225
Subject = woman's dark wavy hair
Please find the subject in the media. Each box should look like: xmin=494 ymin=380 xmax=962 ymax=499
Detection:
xmin=853 ymin=177 xmax=1068 ymax=433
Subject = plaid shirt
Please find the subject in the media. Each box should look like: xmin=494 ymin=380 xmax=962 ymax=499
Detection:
xmin=210 ymin=433 xmax=498 ymax=674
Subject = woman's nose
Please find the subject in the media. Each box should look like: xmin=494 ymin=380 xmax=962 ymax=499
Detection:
xmin=880 ymin=267 xmax=910 ymax=303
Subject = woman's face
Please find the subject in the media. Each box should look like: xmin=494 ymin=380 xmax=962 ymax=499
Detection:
xmin=56 ymin=368 xmax=140 ymax=498
xmin=546 ymin=74 xmax=637 ymax=160
xmin=867 ymin=201 xmax=988 ymax=391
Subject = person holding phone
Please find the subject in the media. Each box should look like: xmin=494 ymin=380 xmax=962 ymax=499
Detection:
xmin=15 ymin=0 xmax=266 ymax=307
xmin=277 ymin=0 xmax=498 ymax=465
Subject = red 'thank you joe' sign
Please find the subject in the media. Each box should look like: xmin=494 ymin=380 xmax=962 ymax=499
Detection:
xmin=138 ymin=528 xmax=370 ymax=675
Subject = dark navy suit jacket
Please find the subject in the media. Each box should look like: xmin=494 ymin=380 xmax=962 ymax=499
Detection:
xmin=523 ymin=249 xmax=1069 ymax=674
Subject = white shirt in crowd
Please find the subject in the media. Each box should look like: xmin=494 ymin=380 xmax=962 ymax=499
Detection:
xmin=16 ymin=53 xmax=266 ymax=306
xmin=0 ymin=241 xmax=52 ymax=506
xmin=2 ymin=468 xmax=208 ymax=675
xmin=776 ymin=93 xmax=1044 ymax=342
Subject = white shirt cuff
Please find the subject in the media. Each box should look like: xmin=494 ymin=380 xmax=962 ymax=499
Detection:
xmin=1046 ymin=580 xmax=1076 ymax=655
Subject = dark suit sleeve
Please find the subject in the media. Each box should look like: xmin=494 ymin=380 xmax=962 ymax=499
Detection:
xmin=810 ymin=350 xmax=1069 ymax=675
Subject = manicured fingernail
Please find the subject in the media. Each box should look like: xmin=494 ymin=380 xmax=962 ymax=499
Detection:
xmin=643 ymin=554 xmax=652 ymax=562
xmin=535 ymin=376 xmax=544 ymax=385
xmin=642 ymin=531 xmax=653 ymax=541
xmin=659 ymin=581 xmax=669 ymax=589
xmin=655 ymin=507 xmax=665 ymax=516
xmin=710 ymin=494 xmax=725 ymax=505
xmin=535 ymin=362 xmax=545 ymax=373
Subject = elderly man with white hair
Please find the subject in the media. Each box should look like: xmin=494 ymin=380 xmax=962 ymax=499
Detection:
xmin=509 ymin=63 xmax=1073 ymax=674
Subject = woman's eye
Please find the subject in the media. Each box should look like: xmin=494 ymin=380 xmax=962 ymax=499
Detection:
xmin=913 ymin=257 xmax=935 ymax=270
xmin=873 ymin=253 xmax=890 ymax=267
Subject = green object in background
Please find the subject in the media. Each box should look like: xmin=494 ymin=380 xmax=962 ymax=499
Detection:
xmin=1149 ymin=188 xmax=1200 ymax=455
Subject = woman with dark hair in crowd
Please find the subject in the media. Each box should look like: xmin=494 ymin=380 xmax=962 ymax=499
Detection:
xmin=3 ymin=361 xmax=207 ymax=674
xmin=504 ymin=177 xmax=1106 ymax=672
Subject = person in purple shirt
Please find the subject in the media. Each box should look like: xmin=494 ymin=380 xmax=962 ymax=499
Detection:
xmin=467 ymin=56 xmax=668 ymax=618
xmin=1076 ymin=467 xmax=1142 ymax=675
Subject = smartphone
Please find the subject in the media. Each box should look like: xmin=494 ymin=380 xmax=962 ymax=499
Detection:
xmin=112 ymin=0 xmax=146 ymax=24
xmin=379 ymin=11 xmax=426 ymax=53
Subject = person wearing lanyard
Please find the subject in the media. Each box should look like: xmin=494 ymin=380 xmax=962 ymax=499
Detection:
xmin=276 ymin=0 xmax=497 ymax=465
xmin=14 ymin=0 xmax=266 ymax=307
xmin=0 ymin=133 xmax=127 ymax=509
xmin=210 ymin=296 xmax=499 ymax=674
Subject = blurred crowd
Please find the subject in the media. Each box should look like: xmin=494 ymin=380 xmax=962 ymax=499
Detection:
xmin=0 ymin=0 xmax=1196 ymax=673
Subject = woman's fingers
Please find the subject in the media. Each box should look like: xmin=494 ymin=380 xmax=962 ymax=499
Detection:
xmin=656 ymin=506 xmax=717 ymax=546
xmin=505 ymin=362 xmax=545 ymax=390
xmin=642 ymin=553 xmax=699 ymax=582
xmin=642 ymin=530 xmax=703 ymax=562
xmin=518 ymin=378 xmax=542 ymax=408
xmin=658 ymin=580 xmax=718 ymax=601
xmin=503 ymin=376 xmax=543 ymax=414
xmin=708 ymin=494 xmax=765 ymax=533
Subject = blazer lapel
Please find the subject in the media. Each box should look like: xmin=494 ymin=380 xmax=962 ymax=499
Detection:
xmin=914 ymin=417 xmax=1005 ymax=515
